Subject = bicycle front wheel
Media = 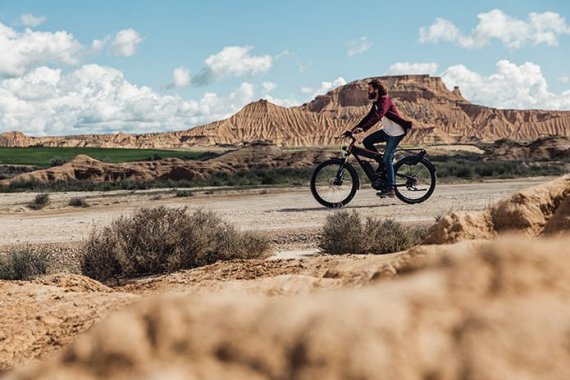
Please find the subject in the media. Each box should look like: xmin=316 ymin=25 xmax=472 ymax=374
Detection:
xmin=310 ymin=158 xmax=359 ymax=208
xmin=393 ymin=157 xmax=436 ymax=204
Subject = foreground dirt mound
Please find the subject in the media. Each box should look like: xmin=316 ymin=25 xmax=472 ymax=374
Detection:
xmin=1 ymin=144 xmax=330 ymax=185
xmin=425 ymin=175 xmax=570 ymax=244
xmin=0 ymin=253 xmax=411 ymax=371
xmin=0 ymin=275 xmax=137 ymax=371
xmin=8 ymin=237 xmax=570 ymax=380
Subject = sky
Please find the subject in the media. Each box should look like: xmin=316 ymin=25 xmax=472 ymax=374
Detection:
xmin=0 ymin=0 xmax=569 ymax=136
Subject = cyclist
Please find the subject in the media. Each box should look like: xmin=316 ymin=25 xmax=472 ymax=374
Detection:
xmin=349 ymin=79 xmax=412 ymax=197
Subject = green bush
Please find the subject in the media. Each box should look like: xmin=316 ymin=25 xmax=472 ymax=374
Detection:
xmin=80 ymin=207 xmax=272 ymax=282
xmin=49 ymin=157 xmax=66 ymax=167
xmin=319 ymin=210 xmax=427 ymax=255
xmin=0 ymin=249 xmax=49 ymax=280
xmin=29 ymin=193 xmax=50 ymax=210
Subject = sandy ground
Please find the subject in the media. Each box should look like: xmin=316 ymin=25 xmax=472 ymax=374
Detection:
xmin=0 ymin=178 xmax=549 ymax=252
xmin=1 ymin=176 xmax=569 ymax=376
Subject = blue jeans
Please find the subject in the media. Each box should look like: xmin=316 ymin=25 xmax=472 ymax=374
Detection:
xmin=363 ymin=130 xmax=404 ymax=187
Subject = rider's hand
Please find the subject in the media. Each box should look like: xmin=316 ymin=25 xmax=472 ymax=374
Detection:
xmin=352 ymin=127 xmax=363 ymax=134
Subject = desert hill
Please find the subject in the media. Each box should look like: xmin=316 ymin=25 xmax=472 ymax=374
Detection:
xmin=1 ymin=75 xmax=570 ymax=149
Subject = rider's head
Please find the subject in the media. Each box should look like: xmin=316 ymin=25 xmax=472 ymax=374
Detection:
xmin=367 ymin=80 xmax=387 ymax=100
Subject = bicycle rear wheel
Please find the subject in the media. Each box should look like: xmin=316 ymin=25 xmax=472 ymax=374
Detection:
xmin=310 ymin=158 xmax=359 ymax=208
xmin=393 ymin=157 xmax=436 ymax=204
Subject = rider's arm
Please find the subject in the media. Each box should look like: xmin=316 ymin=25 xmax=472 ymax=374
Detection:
xmin=352 ymin=97 xmax=390 ymax=132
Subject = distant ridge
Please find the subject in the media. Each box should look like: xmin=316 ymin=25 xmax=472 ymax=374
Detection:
xmin=2 ymin=75 xmax=570 ymax=148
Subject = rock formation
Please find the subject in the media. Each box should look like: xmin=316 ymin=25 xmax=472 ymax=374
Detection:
xmin=1 ymin=75 xmax=569 ymax=148
xmin=424 ymin=175 xmax=570 ymax=244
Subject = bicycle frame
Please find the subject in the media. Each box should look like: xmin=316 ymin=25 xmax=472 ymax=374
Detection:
xmin=337 ymin=132 xmax=427 ymax=188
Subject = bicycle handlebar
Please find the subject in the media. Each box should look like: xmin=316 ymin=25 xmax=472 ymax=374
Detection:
xmin=340 ymin=130 xmax=357 ymax=144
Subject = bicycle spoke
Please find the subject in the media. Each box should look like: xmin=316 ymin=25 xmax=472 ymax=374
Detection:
xmin=395 ymin=160 xmax=435 ymax=202
xmin=314 ymin=164 xmax=353 ymax=205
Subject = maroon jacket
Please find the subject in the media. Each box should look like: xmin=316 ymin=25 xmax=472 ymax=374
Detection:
xmin=353 ymin=95 xmax=413 ymax=133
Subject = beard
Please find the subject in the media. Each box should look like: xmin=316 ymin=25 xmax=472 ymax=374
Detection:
xmin=367 ymin=91 xmax=377 ymax=100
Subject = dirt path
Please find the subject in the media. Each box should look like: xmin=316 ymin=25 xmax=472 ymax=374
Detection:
xmin=0 ymin=178 xmax=549 ymax=249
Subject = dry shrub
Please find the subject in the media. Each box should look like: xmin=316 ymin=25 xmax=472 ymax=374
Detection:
xmin=69 ymin=197 xmax=89 ymax=207
xmin=318 ymin=210 xmax=364 ymax=254
xmin=319 ymin=211 xmax=427 ymax=255
xmin=80 ymin=207 xmax=272 ymax=282
xmin=29 ymin=193 xmax=50 ymax=210
xmin=0 ymin=249 xmax=49 ymax=280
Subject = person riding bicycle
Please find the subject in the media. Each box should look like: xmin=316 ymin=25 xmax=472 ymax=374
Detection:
xmin=349 ymin=79 xmax=412 ymax=197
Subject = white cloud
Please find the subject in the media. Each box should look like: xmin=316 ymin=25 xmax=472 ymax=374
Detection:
xmin=558 ymin=75 xmax=569 ymax=84
xmin=19 ymin=14 xmax=47 ymax=27
xmin=0 ymin=22 xmax=82 ymax=76
xmin=346 ymin=36 xmax=372 ymax=57
xmin=263 ymin=95 xmax=301 ymax=107
xmin=388 ymin=62 xmax=438 ymax=75
xmin=172 ymin=66 xmax=190 ymax=87
xmin=420 ymin=9 xmax=570 ymax=49
xmin=300 ymin=77 xmax=347 ymax=98
xmin=0 ymin=64 xmax=260 ymax=136
xmin=441 ymin=59 xmax=570 ymax=110
xmin=111 ymin=28 xmax=142 ymax=57
xmin=192 ymin=46 xmax=272 ymax=85
xmin=90 ymin=38 xmax=108 ymax=54
xmin=261 ymin=81 xmax=277 ymax=92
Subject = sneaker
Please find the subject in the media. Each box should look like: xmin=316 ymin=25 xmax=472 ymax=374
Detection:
xmin=376 ymin=187 xmax=395 ymax=198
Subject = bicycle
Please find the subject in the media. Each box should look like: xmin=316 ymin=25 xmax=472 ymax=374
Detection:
xmin=310 ymin=130 xmax=436 ymax=208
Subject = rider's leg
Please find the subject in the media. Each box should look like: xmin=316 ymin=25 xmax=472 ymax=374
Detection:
xmin=362 ymin=130 xmax=387 ymax=154
xmin=383 ymin=134 xmax=404 ymax=189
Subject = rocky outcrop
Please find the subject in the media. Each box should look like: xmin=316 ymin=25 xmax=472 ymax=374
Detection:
xmin=0 ymin=144 xmax=330 ymax=185
xmin=484 ymin=136 xmax=570 ymax=161
xmin=2 ymin=75 xmax=569 ymax=148
xmin=424 ymin=175 xmax=570 ymax=244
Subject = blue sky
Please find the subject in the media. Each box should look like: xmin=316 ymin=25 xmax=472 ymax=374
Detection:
xmin=0 ymin=0 xmax=569 ymax=136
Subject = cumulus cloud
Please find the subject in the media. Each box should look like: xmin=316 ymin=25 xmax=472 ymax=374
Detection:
xmin=110 ymin=28 xmax=143 ymax=57
xmin=346 ymin=36 xmax=372 ymax=57
xmin=420 ymin=9 xmax=570 ymax=49
xmin=0 ymin=22 xmax=82 ymax=76
xmin=172 ymin=66 xmax=190 ymax=87
xmin=191 ymin=46 xmax=272 ymax=85
xmin=388 ymin=62 xmax=438 ymax=75
xmin=18 ymin=14 xmax=47 ymax=27
xmin=0 ymin=64 xmax=260 ymax=136
xmin=300 ymin=77 xmax=347 ymax=98
xmin=441 ymin=59 xmax=570 ymax=110
xmin=261 ymin=81 xmax=277 ymax=92
xmin=558 ymin=75 xmax=569 ymax=84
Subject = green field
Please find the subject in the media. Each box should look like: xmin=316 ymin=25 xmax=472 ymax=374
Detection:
xmin=0 ymin=147 xmax=209 ymax=166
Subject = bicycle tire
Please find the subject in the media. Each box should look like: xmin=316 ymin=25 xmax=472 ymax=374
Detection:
xmin=393 ymin=156 xmax=436 ymax=204
xmin=310 ymin=158 xmax=359 ymax=208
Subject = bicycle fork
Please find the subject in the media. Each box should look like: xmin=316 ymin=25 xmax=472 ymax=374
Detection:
xmin=333 ymin=153 xmax=350 ymax=185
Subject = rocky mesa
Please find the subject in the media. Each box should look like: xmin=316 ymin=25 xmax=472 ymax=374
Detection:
xmin=2 ymin=75 xmax=570 ymax=148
